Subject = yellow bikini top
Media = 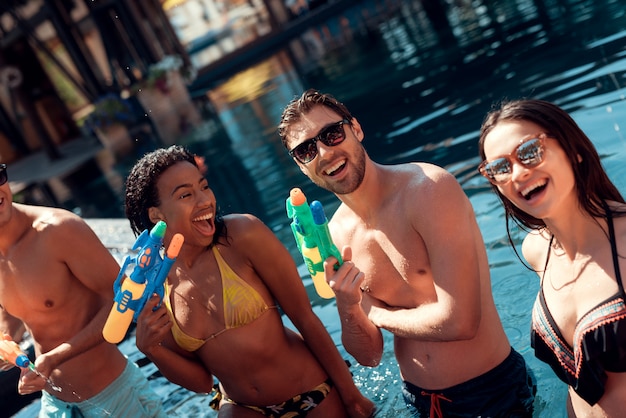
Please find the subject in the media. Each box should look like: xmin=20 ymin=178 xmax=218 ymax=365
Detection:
xmin=164 ymin=246 xmax=276 ymax=351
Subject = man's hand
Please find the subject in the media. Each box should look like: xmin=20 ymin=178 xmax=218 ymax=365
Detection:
xmin=17 ymin=367 xmax=46 ymax=395
xmin=324 ymin=246 xmax=365 ymax=306
xmin=32 ymin=342 xmax=71 ymax=380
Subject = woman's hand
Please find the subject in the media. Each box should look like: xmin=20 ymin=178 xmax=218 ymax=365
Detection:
xmin=135 ymin=294 xmax=172 ymax=356
xmin=345 ymin=392 xmax=376 ymax=418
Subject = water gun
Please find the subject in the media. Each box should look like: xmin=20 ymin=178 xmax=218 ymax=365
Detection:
xmin=0 ymin=332 xmax=34 ymax=370
xmin=103 ymin=221 xmax=184 ymax=344
xmin=286 ymin=188 xmax=342 ymax=299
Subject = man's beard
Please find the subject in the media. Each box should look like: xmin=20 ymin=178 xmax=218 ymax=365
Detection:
xmin=313 ymin=146 xmax=366 ymax=195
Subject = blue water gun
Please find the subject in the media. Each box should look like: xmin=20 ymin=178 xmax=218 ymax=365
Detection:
xmin=103 ymin=221 xmax=184 ymax=343
xmin=286 ymin=188 xmax=342 ymax=299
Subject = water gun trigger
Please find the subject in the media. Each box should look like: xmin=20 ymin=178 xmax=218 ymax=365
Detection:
xmin=293 ymin=218 xmax=305 ymax=235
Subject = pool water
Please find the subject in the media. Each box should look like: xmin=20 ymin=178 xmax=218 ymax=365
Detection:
xmin=10 ymin=0 xmax=626 ymax=416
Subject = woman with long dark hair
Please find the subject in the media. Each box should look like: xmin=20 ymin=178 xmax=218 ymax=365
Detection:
xmin=478 ymin=99 xmax=626 ymax=417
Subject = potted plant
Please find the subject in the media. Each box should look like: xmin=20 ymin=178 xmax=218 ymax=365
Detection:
xmin=85 ymin=93 xmax=136 ymax=156
xmin=86 ymin=93 xmax=135 ymax=129
xmin=142 ymin=55 xmax=184 ymax=94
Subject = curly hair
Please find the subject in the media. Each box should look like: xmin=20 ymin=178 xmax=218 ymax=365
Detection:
xmin=278 ymin=88 xmax=353 ymax=149
xmin=124 ymin=145 xmax=226 ymax=245
xmin=478 ymin=99 xmax=625 ymax=235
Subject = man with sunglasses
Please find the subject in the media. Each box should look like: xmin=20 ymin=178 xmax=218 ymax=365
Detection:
xmin=0 ymin=164 xmax=166 ymax=417
xmin=278 ymin=90 xmax=535 ymax=417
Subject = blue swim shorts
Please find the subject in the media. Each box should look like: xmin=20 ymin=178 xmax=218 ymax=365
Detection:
xmin=39 ymin=359 xmax=167 ymax=418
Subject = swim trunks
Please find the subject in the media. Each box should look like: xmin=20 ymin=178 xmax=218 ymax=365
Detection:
xmin=38 ymin=359 xmax=166 ymax=418
xmin=402 ymin=348 xmax=535 ymax=418
xmin=211 ymin=378 xmax=333 ymax=417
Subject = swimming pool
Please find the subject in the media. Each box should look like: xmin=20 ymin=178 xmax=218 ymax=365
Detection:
xmin=10 ymin=0 xmax=626 ymax=416
xmin=12 ymin=108 xmax=626 ymax=418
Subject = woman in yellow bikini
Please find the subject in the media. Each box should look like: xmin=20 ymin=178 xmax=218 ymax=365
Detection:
xmin=125 ymin=145 xmax=374 ymax=418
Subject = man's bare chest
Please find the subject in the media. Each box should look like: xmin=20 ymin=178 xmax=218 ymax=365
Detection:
xmin=0 ymin=253 xmax=73 ymax=313
xmin=347 ymin=228 xmax=431 ymax=300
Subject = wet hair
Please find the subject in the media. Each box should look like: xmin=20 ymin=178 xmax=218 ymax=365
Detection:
xmin=478 ymin=99 xmax=625 ymax=239
xmin=125 ymin=145 xmax=226 ymax=245
xmin=278 ymin=88 xmax=353 ymax=148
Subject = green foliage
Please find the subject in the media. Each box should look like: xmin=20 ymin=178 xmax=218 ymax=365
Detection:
xmin=86 ymin=93 xmax=135 ymax=128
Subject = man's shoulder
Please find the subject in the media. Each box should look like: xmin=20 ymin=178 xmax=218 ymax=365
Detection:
xmin=328 ymin=203 xmax=359 ymax=233
xmin=412 ymin=161 xmax=454 ymax=177
xmin=386 ymin=161 xmax=452 ymax=179
xmin=389 ymin=162 xmax=459 ymax=192
xmin=22 ymin=204 xmax=87 ymax=235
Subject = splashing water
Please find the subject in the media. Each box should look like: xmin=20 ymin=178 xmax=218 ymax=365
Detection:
xmin=30 ymin=368 xmax=113 ymax=416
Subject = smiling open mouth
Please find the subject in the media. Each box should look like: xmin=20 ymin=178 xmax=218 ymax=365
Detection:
xmin=192 ymin=212 xmax=215 ymax=235
xmin=520 ymin=180 xmax=547 ymax=201
xmin=324 ymin=160 xmax=345 ymax=176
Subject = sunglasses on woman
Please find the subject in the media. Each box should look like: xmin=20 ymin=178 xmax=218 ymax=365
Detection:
xmin=288 ymin=119 xmax=350 ymax=164
xmin=479 ymin=134 xmax=548 ymax=185
xmin=0 ymin=164 xmax=7 ymax=186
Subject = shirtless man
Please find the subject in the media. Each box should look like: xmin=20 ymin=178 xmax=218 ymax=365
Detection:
xmin=0 ymin=163 xmax=165 ymax=417
xmin=278 ymin=90 xmax=536 ymax=416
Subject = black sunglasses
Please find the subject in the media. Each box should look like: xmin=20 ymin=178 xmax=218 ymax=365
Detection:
xmin=0 ymin=164 xmax=6 ymax=186
xmin=288 ymin=119 xmax=350 ymax=164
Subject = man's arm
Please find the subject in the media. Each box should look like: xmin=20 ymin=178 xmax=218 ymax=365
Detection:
xmin=0 ymin=309 xmax=27 ymax=371
xmin=324 ymin=247 xmax=384 ymax=367
xmin=34 ymin=213 xmax=122 ymax=377
xmin=367 ymin=166 xmax=483 ymax=341
xmin=0 ymin=308 xmax=26 ymax=342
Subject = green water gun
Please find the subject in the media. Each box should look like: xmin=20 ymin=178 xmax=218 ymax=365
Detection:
xmin=286 ymin=188 xmax=342 ymax=299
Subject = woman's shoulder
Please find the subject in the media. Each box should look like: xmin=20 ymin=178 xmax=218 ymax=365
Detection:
xmin=522 ymin=230 xmax=551 ymax=270
xmin=223 ymin=213 xmax=271 ymax=241
xmin=608 ymin=201 xmax=626 ymax=245
xmin=223 ymin=213 xmax=264 ymax=228
xmin=607 ymin=200 xmax=626 ymax=217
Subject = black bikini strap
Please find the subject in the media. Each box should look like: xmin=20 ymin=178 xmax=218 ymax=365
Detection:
xmin=540 ymin=234 xmax=554 ymax=284
xmin=603 ymin=201 xmax=625 ymax=295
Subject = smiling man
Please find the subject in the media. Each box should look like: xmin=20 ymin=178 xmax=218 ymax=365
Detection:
xmin=278 ymin=89 xmax=536 ymax=417
xmin=0 ymin=163 xmax=165 ymax=417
